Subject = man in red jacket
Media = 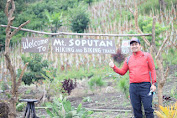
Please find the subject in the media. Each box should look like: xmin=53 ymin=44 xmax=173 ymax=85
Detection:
xmin=109 ymin=37 xmax=156 ymax=118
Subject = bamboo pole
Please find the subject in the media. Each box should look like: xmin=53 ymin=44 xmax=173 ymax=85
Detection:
xmin=0 ymin=25 xmax=152 ymax=37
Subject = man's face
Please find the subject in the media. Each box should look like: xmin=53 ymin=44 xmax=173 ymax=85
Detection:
xmin=130 ymin=42 xmax=141 ymax=53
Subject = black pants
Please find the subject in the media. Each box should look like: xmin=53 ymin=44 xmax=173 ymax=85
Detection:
xmin=129 ymin=82 xmax=154 ymax=118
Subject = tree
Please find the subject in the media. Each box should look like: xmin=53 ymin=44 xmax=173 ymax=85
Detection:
xmin=4 ymin=0 xmax=29 ymax=117
xmin=152 ymin=18 xmax=170 ymax=107
xmin=0 ymin=0 xmax=26 ymax=51
xmin=70 ymin=12 xmax=90 ymax=33
xmin=21 ymin=54 xmax=49 ymax=86
xmin=69 ymin=2 xmax=90 ymax=33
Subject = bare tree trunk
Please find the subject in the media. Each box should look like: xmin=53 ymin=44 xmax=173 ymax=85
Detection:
xmin=158 ymin=84 xmax=163 ymax=106
xmin=156 ymin=59 xmax=165 ymax=106
xmin=153 ymin=15 xmax=170 ymax=106
xmin=152 ymin=17 xmax=170 ymax=107
xmin=4 ymin=0 xmax=30 ymax=117
xmin=4 ymin=54 xmax=17 ymax=118
xmin=156 ymin=59 xmax=169 ymax=106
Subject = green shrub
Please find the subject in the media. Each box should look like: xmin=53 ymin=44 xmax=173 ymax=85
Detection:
xmin=42 ymin=69 xmax=64 ymax=98
xmin=71 ymin=12 xmax=89 ymax=33
xmin=88 ymin=76 xmax=105 ymax=91
xmin=19 ymin=54 xmax=49 ymax=85
xmin=16 ymin=102 xmax=26 ymax=112
xmin=56 ymin=66 xmax=94 ymax=81
xmin=58 ymin=0 xmax=76 ymax=10
xmin=46 ymin=96 xmax=93 ymax=118
xmin=69 ymin=2 xmax=90 ymax=33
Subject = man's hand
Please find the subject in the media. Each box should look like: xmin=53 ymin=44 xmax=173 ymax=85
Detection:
xmin=150 ymin=84 xmax=156 ymax=92
xmin=109 ymin=59 xmax=114 ymax=68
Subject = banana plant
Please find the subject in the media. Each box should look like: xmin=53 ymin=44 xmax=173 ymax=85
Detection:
xmin=45 ymin=10 xmax=63 ymax=34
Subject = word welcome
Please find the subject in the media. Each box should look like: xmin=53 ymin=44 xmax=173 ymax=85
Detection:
xmin=22 ymin=38 xmax=49 ymax=53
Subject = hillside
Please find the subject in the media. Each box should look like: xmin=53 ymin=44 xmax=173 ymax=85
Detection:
xmin=0 ymin=0 xmax=177 ymax=118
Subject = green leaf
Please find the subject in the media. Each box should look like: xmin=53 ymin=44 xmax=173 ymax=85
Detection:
xmin=46 ymin=109 xmax=54 ymax=117
xmin=63 ymin=100 xmax=72 ymax=112
xmin=77 ymin=103 xmax=82 ymax=112
xmin=66 ymin=111 xmax=74 ymax=118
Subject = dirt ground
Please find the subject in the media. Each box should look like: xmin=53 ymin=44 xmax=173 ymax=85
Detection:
xmin=16 ymin=82 xmax=134 ymax=118
xmin=1 ymin=65 xmax=177 ymax=118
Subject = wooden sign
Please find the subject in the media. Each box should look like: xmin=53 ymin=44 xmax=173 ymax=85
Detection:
xmin=21 ymin=38 xmax=116 ymax=54
xmin=52 ymin=38 xmax=116 ymax=54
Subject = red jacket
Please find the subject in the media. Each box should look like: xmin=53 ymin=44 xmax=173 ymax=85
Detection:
xmin=113 ymin=51 xmax=156 ymax=84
